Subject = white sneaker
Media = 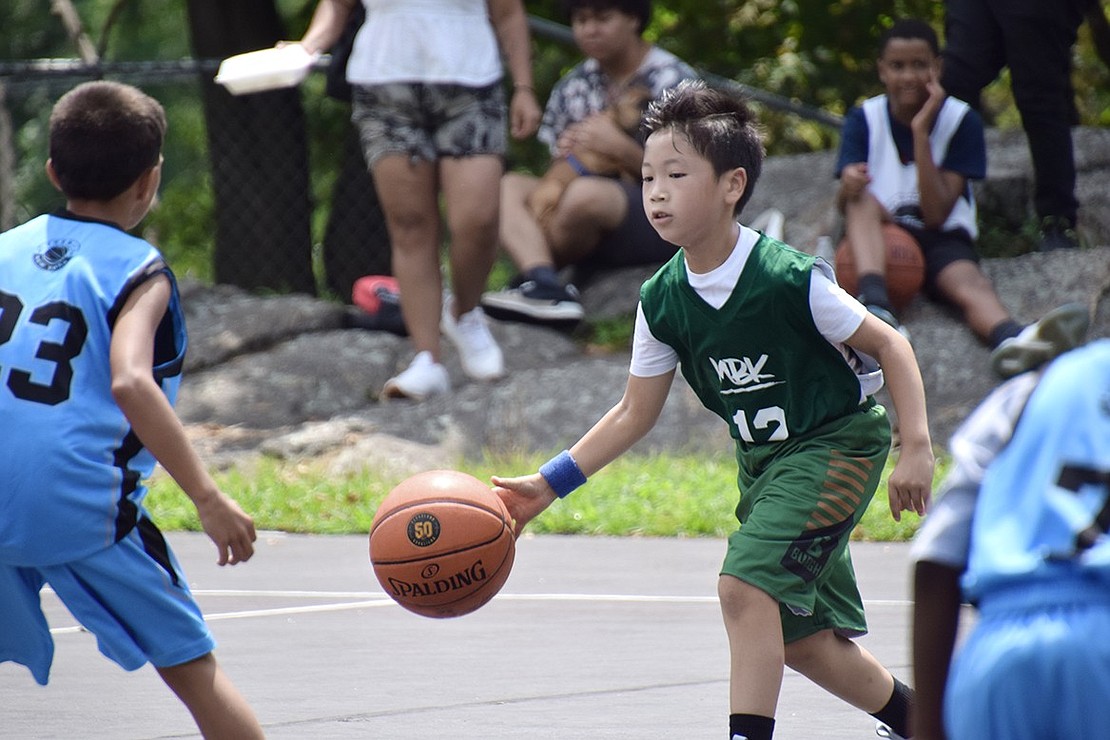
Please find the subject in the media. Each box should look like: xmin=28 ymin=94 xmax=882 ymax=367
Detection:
xmin=382 ymin=351 xmax=449 ymax=400
xmin=441 ymin=299 xmax=505 ymax=381
xmin=875 ymin=722 xmax=908 ymax=739
xmin=990 ymin=302 xmax=1090 ymax=379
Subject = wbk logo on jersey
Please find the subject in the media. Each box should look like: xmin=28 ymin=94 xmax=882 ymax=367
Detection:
xmin=711 ymin=354 xmax=783 ymax=395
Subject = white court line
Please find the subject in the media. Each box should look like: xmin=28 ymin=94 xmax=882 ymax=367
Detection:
xmin=47 ymin=591 xmax=910 ymax=635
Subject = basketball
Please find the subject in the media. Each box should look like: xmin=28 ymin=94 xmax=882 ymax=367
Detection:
xmin=834 ymin=223 xmax=926 ymax=312
xmin=369 ymin=469 xmax=515 ymax=618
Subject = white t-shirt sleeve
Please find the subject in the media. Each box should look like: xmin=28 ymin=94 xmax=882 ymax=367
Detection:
xmin=809 ymin=260 xmax=867 ymax=343
xmin=630 ymin=303 xmax=679 ymax=377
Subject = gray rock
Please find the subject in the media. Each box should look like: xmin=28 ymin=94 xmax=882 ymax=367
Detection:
xmin=176 ymin=129 xmax=1110 ymax=473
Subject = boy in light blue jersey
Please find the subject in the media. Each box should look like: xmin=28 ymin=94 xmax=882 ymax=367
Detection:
xmin=494 ymin=80 xmax=935 ymax=740
xmin=910 ymin=334 xmax=1107 ymax=740
xmin=0 ymin=81 xmax=263 ymax=738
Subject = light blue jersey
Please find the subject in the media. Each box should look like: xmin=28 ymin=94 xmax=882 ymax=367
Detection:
xmin=0 ymin=212 xmax=186 ymax=566
xmin=923 ymin=340 xmax=1110 ymax=739
xmin=962 ymin=339 xmax=1110 ymax=602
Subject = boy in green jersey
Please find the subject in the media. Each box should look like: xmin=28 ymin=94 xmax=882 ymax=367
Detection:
xmin=493 ymin=80 xmax=934 ymax=740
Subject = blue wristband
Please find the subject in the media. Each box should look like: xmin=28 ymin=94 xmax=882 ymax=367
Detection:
xmin=539 ymin=450 xmax=587 ymax=498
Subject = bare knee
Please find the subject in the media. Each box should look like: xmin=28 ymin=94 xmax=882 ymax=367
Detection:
xmin=843 ymin=190 xmax=884 ymax=220
xmin=555 ymin=178 xmax=625 ymax=227
xmin=546 ymin=178 xmax=627 ymax=260
xmin=718 ymin=574 xmax=775 ymax=621
xmin=501 ymin=171 xmax=537 ymax=208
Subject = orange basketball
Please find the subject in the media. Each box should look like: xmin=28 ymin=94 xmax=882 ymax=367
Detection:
xmin=834 ymin=223 xmax=926 ymax=312
xmin=369 ymin=470 xmax=515 ymax=619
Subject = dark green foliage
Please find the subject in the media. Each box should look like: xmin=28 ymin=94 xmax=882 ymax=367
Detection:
xmin=3 ymin=1 xmax=1107 ymax=280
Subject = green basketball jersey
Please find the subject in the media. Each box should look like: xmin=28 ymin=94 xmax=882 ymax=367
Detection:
xmin=639 ymin=234 xmax=871 ymax=452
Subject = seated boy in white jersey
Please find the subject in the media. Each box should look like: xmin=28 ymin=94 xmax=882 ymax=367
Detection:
xmin=835 ymin=18 xmax=1088 ymax=378
xmin=909 ymin=333 xmax=1108 ymax=740
xmin=0 ymin=81 xmax=263 ymax=738
xmin=492 ymin=80 xmax=935 ymax=740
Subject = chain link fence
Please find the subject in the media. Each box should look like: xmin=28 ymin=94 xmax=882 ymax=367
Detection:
xmin=1 ymin=57 xmax=391 ymax=302
xmin=1 ymin=16 xmax=840 ymax=303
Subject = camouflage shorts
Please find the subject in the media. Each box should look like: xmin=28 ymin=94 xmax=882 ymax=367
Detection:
xmin=350 ymin=81 xmax=506 ymax=167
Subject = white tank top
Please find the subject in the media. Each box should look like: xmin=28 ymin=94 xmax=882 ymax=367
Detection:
xmin=862 ymin=94 xmax=978 ymax=238
xmin=346 ymin=0 xmax=503 ymax=86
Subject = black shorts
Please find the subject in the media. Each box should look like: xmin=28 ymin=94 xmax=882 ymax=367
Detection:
xmin=899 ymin=223 xmax=980 ymax=298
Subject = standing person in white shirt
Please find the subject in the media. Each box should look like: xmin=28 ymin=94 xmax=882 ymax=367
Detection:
xmin=297 ymin=0 xmax=541 ymax=400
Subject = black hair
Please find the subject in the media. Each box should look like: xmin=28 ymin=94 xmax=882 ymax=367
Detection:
xmin=642 ymin=80 xmax=764 ymax=216
xmin=560 ymin=0 xmax=652 ymax=35
xmin=879 ymin=18 xmax=940 ymax=57
xmin=48 ymin=80 xmax=166 ymax=201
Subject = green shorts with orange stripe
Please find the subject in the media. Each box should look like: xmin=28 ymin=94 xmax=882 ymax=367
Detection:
xmin=721 ymin=400 xmax=891 ymax=643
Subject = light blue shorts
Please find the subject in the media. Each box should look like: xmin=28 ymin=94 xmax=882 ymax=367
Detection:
xmin=0 ymin=517 xmax=214 ymax=685
xmin=945 ymin=581 xmax=1110 ymax=739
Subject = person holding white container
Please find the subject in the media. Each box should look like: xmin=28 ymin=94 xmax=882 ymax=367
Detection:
xmin=295 ymin=0 xmax=541 ymax=400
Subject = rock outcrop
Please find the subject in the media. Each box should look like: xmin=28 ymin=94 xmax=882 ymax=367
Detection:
xmin=177 ymin=127 xmax=1110 ymax=474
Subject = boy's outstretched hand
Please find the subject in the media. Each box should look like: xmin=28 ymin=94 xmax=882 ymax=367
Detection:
xmin=491 ymin=473 xmax=558 ymax=537
xmin=194 ymin=491 xmax=258 ymax=566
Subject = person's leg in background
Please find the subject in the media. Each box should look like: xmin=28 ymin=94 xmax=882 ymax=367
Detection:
xmin=941 ymin=0 xmax=1006 ymax=110
xmin=482 ymin=171 xmax=585 ymax=325
xmin=498 ymin=171 xmax=552 ymax=275
xmin=543 ymin=175 xmax=628 ymax=267
xmin=944 ymin=0 xmax=1086 ymax=251
xmin=372 ymin=152 xmax=449 ymax=393
xmin=440 ymin=153 xmax=507 ymax=380
xmin=840 ymin=189 xmax=909 ymax=336
xmin=441 ymin=155 xmax=503 ymax=315
xmin=993 ymin=0 xmax=1085 ymax=249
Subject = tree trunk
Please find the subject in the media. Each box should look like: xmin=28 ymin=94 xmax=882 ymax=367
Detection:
xmin=321 ymin=2 xmax=393 ymax=301
xmin=184 ymin=0 xmax=316 ymax=295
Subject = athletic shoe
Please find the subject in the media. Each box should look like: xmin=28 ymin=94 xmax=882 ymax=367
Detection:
xmin=382 ymin=351 xmax=449 ymax=400
xmin=875 ymin=723 xmax=907 ymax=739
xmin=481 ymin=278 xmax=585 ymax=325
xmin=990 ymin=302 xmax=1090 ymax=379
xmin=864 ymin=302 xmax=911 ymax=342
xmin=1037 ymin=220 xmax=1080 ymax=252
xmin=441 ymin=299 xmax=505 ymax=381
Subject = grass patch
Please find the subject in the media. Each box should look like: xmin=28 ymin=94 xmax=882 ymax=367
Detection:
xmin=146 ymin=448 xmax=949 ymax=542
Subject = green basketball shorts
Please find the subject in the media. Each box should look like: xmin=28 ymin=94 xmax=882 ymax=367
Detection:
xmin=721 ymin=401 xmax=891 ymax=643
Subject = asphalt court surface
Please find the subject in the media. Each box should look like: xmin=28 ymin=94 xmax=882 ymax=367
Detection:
xmin=1 ymin=533 xmax=923 ymax=739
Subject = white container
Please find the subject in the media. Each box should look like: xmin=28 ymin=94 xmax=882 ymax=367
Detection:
xmin=214 ymin=44 xmax=318 ymax=96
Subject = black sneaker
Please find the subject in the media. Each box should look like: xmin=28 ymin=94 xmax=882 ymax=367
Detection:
xmin=481 ymin=278 xmax=585 ymax=325
xmin=1037 ymin=221 xmax=1080 ymax=252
